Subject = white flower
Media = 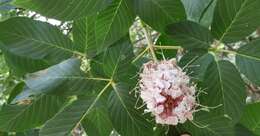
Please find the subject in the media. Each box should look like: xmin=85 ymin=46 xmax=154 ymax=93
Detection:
xmin=139 ymin=59 xmax=196 ymax=125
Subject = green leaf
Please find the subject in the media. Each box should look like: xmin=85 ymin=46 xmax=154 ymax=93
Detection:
xmin=133 ymin=0 xmax=186 ymax=33
xmin=39 ymin=83 xmax=111 ymax=136
xmin=90 ymin=36 xmax=136 ymax=84
xmin=181 ymin=0 xmax=212 ymax=22
xmin=166 ymin=21 xmax=213 ymax=49
xmin=178 ymin=49 xmax=208 ymax=68
xmin=0 ymin=95 xmax=66 ymax=132
xmin=40 ymin=36 xmax=153 ymax=136
xmin=0 ymin=41 xmax=49 ymax=76
xmin=0 ymin=0 xmax=11 ymax=5
xmin=181 ymin=0 xmax=216 ymax=27
xmin=7 ymin=82 xmax=25 ymax=104
xmin=198 ymin=0 xmax=217 ymax=27
xmin=0 ymin=131 xmax=8 ymax=136
xmin=0 ymin=49 xmax=9 ymax=73
xmin=102 ymin=37 xmax=137 ymax=84
xmin=4 ymin=53 xmax=49 ymax=76
xmin=93 ymin=37 xmax=156 ymax=136
xmin=203 ymin=60 xmax=246 ymax=123
xmin=12 ymin=0 xmax=111 ymax=21
xmin=0 ymin=0 xmax=14 ymax=11
xmin=81 ymin=98 xmax=113 ymax=136
xmin=0 ymin=17 xmax=78 ymax=75
xmin=20 ymin=58 xmax=101 ymax=96
xmin=184 ymin=53 xmax=214 ymax=82
xmin=16 ymin=129 xmax=39 ymax=136
xmin=108 ymin=82 xmax=155 ymax=136
xmin=240 ymin=102 xmax=260 ymax=135
xmin=211 ymin=0 xmax=260 ymax=43
xmin=179 ymin=113 xmax=234 ymax=136
xmin=73 ymin=0 xmax=135 ymax=57
xmin=236 ymin=39 xmax=260 ymax=86
xmin=234 ymin=124 xmax=256 ymax=136
xmin=155 ymin=35 xmax=178 ymax=59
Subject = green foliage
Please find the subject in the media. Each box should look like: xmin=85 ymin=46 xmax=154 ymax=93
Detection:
xmin=81 ymin=98 xmax=113 ymax=136
xmin=12 ymin=0 xmax=111 ymax=21
xmin=240 ymin=102 xmax=260 ymax=135
xmin=133 ymin=0 xmax=186 ymax=33
xmin=179 ymin=113 xmax=235 ymax=135
xmin=0 ymin=0 xmax=260 ymax=135
xmin=0 ymin=17 xmax=76 ymax=75
xmin=73 ymin=0 xmax=135 ymax=57
xmin=108 ymin=83 xmax=156 ymax=136
xmin=155 ymin=35 xmax=178 ymax=59
xmin=181 ymin=0 xmax=216 ymax=27
xmin=40 ymin=96 xmax=108 ymax=136
xmin=166 ymin=21 xmax=213 ymax=49
xmin=236 ymin=39 xmax=260 ymax=86
xmin=0 ymin=95 xmax=66 ymax=132
xmin=212 ymin=0 xmax=260 ymax=43
xmin=203 ymin=60 xmax=246 ymax=123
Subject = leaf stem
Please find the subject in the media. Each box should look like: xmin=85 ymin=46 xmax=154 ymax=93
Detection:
xmin=154 ymin=45 xmax=181 ymax=50
xmin=73 ymin=51 xmax=86 ymax=57
xmin=85 ymin=77 xmax=112 ymax=81
xmin=131 ymin=45 xmax=180 ymax=64
xmin=132 ymin=47 xmax=149 ymax=63
xmin=141 ymin=22 xmax=158 ymax=62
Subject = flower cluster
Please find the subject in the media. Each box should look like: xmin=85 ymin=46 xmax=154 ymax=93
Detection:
xmin=139 ymin=60 xmax=196 ymax=125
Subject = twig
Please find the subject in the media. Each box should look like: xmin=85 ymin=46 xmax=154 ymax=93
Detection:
xmin=141 ymin=22 xmax=158 ymax=62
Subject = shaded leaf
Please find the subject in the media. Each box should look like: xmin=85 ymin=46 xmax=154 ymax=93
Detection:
xmin=7 ymin=82 xmax=25 ymax=104
xmin=240 ymin=102 xmax=260 ymax=135
xmin=0 ymin=17 xmax=77 ymax=75
xmin=166 ymin=21 xmax=213 ymax=49
xmin=212 ymin=0 xmax=260 ymax=43
xmin=178 ymin=49 xmax=208 ymax=68
xmin=39 ymin=36 xmax=137 ymax=136
xmin=0 ymin=0 xmax=14 ymax=11
xmin=0 ymin=41 xmax=49 ymax=76
xmin=0 ymin=95 xmax=66 ymax=132
xmin=236 ymin=39 xmax=260 ymax=86
xmin=133 ymin=0 xmax=186 ymax=32
xmin=155 ymin=35 xmax=178 ymax=59
xmin=91 ymin=37 xmax=156 ymax=136
xmin=16 ymin=129 xmax=39 ymax=136
xmin=21 ymin=58 xmax=101 ymax=96
xmin=198 ymin=0 xmax=217 ymax=27
xmin=81 ymin=98 xmax=113 ymax=136
xmin=73 ymin=0 xmax=135 ymax=57
xmin=179 ymin=113 xmax=234 ymax=136
xmin=234 ymin=124 xmax=256 ymax=136
xmin=102 ymin=37 xmax=137 ymax=84
xmin=108 ymin=82 xmax=155 ymax=136
xmin=90 ymin=36 xmax=137 ymax=85
xmin=0 ymin=131 xmax=8 ymax=136
xmin=12 ymin=0 xmax=111 ymax=21
xmin=184 ymin=53 xmax=214 ymax=82
xmin=181 ymin=0 xmax=216 ymax=27
xmin=39 ymin=83 xmax=111 ymax=136
xmin=203 ymin=60 xmax=246 ymax=123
